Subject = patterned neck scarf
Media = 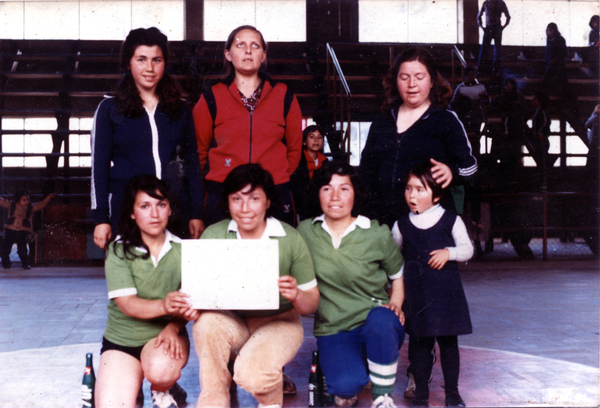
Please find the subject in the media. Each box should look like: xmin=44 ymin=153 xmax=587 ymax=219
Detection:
xmin=239 ymin=86 xmax=262 ymax=113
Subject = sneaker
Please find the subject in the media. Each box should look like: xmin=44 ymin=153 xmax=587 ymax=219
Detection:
xmin=371 ymin=394 xmax=396 ymax=408
xmin=169 ymin=383 xmax=187 ymax=405
xmin=334 ymin=395 xmax=358 ymax=407
xmin=404 ymin=373 xmax=416 ymax=399
xmin=445 ymin=391 xmax=466 ymax=407
xmin=282 ymin=372 xmax=297 ymax=395
xmin=152 ymin=390 xmax=177 ymax=408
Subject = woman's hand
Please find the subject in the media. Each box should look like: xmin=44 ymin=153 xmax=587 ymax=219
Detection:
xmin=430 ymin=158 xmax=453 ymax=188
xmin=189 ymin=219 xmax=205 ymax=239
xmin=428 ymin=248 xmax=450 ymax=270
xmin=278 ymin=275 xmax=299 ymax=302
xmin=154 ymin=323 xmax=186 ymax=360
xmin=93 ymin=223 xmax=112 ymax=250
xmin=163 ymin=291 xmax=192 ymax=315
xmin=382 ymin=302 xmax=405 ymax=325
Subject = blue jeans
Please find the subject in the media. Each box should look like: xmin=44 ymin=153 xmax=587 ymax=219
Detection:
xmin=478 ymin=24 xmax=503 ymax=73
xmin=317 ymin=307 xmax=405 ymax=398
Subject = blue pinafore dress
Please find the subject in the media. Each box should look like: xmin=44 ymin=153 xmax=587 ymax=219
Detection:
xmin=397 ymin=209 xmax=472 ymax=338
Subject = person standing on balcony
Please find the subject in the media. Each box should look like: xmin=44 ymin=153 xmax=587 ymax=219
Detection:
xmin=476 ymin=0 xmax=511 ymax=76
xmin=193 ymin=25 xmax=303 ymax=228
xmin=91 ymin=27 xmax=204 ymax=250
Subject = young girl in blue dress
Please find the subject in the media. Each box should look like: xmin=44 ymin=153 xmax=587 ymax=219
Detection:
xmin=392 ymin=163 xmax=473 ymax=408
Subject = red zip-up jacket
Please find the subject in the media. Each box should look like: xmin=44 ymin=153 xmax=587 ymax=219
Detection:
xmin=192 ymin=77 xmax=302 ymax=185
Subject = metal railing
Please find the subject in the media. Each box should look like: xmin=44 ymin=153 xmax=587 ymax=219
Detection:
xmin=325 ymin=43 xmax=352 ymax=161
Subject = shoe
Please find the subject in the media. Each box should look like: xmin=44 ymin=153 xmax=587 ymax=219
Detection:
xmin=151 ymin=389 xmax=177 ymax=408
xmin=282 ymin=372 xmax=297 ymax=395
xmin=404 ymin=373 xmax=416 ymax=399
xmin=445 ymin=391 xmax=466 ymax=407
xmin=371 ymin=394 xmax=396 ymax=408
xmin=169 ymin=383 xmax=187 ymax=405
xmin=22 ymin=264 xmax=30 ymax=270
xmin=334 ymin=395 xmax=358 ymax=407
xmin=410 ymin=397 xmax=429 ymax=407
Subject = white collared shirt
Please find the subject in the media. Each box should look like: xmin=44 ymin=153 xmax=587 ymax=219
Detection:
xmin=131 ymin=229 xmax=182 ymax=267
xmin=226 ymin=217 xmax=287 ymax=240
xmin=313 ymin=214 xmax=371 ymax=249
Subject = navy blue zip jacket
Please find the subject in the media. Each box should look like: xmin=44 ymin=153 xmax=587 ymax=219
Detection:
xmin=91 ymin=97 xmax=204 ymax=226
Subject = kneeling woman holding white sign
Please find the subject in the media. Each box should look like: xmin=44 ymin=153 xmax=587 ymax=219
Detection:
xmin=95 ymin=175 xmax=198 ymax=408
xmin=193 ymin=163 xmax=319 ymax=408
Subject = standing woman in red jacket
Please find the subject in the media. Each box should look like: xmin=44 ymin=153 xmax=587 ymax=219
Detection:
xmin=193 ymin=25 xmax=303 ymax=227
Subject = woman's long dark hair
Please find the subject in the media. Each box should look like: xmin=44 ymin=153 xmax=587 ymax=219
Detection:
xmin=308 ymin=161 xmax=369 ymax=218
xmin=113 ymin=175 xmax=172 ymax=260
xmin=223 ymin=25 xmax=269 ymax=80
xmin=115 ymin=27 xmax=183 ymax=120
xmin=381 ymin=47 xmax=452 ymax=112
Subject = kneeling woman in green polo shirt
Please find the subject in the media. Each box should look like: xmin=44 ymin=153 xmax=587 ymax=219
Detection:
xmin=193 ymin=163 xmax=320 ymax=408
xmin=298 ymin=162 xmax=406 ymax=408
xmin=95 ymin=175 xmax=198 ymax=408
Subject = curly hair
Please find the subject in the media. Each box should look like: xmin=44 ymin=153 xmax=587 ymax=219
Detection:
xmin=115 ymin=27 xmax=183 ymax=120
xmin=113 ymin=175 xmax=172 ymax=260
xmin=381 ymin=47 xmax=452 ymax=112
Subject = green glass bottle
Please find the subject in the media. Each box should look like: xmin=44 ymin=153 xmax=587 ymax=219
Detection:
xmin=81 ymin=352 xmax=95 ymax=408
xmin=308 ymin=350 xmax=322 ymax=407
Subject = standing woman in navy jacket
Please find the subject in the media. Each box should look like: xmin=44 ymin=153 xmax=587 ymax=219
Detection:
xmin=359 ymin=47 xmax=477 ymax=228
xmin=91 ymin=27 xmax=204 ymax=249
xmin=193 ymin=25 xmax=303 ymax=227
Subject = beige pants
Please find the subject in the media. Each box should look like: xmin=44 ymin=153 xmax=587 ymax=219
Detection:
xmin=193 ymin=308 xmax=303 ymax=408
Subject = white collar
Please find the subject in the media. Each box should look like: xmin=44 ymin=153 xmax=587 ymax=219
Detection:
xmin=408 ymin=204 xmax=445 ymax=229
xmin=313 ymin=215 xmax=371 ymax=248
xmin=127 ymin=230 xmax=181 ymax=267
xmin=227 ymin=217 xmax=287 ymax=239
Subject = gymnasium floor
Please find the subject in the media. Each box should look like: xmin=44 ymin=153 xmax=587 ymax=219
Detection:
xmin=0 ymin=254 xmax=598 ymax=407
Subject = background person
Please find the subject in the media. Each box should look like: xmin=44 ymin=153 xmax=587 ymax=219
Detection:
xmin=91 ymin=27 xmax=204 ymax=250
xmin=290 ymin=124 xmax=330 ymax=222
xmin=0 ymin=190 xmax=55 ymax=269
xmin=298 ymin=162 xmax=405 ymax=408
xmin=193 ymin=25 xmax=303 ymax=227
xmin=193 ymin=163 xmax=319 ymax=408
xmin=95 ymin=175 xmax=198 ymax=408
xmin=477 ymin=0 xmax=511 ymax=75
xmin=359 ymin=47 xmax=477 ymax=228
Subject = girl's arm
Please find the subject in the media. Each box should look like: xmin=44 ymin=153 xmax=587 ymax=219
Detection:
xmin=448 ymin=216 xmax=474 ymax=262
xmin=114 ymin=290 xmax=191 ymax=320
xmin=429 ymin=215 xmax=474 ymax=269
xmin=391 ymin=221 xmax=403 ymax=249
xmin=278 ymin=275 xmax=320 ymax=315
xmin=31 ymin=193 xmax=56 ymax=212
xmin=0 ymin=196 xmax=11 ymax=209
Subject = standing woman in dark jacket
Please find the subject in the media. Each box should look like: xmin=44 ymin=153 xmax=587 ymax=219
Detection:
xmin=193 ymin=25 xmax=303 ymax=227
xmin=91 ymin=27 xmax=204 ymax=250
xmin=359 ymin=47 xmax=477 ymax=228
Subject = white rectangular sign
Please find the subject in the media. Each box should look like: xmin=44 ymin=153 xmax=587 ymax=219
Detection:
xmin=181 ymin=239 xmax=280 ymax=310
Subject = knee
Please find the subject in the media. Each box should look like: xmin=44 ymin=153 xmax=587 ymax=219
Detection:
xmin=326 ymin=370 xmax=366 ymax=398
xmin=143 ymin=357 xmax=182 ymax=389
xmin=234 ymin=357 xmax=281 ymax=397
xmin=193 ymin=312 xmax=232 ymax=348
xmin=365 ymin=307 xmax=404 ymax=334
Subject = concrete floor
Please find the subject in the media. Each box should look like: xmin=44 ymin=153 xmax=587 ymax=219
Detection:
xmin=0 ymin=256 xmax=598 ymax=408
